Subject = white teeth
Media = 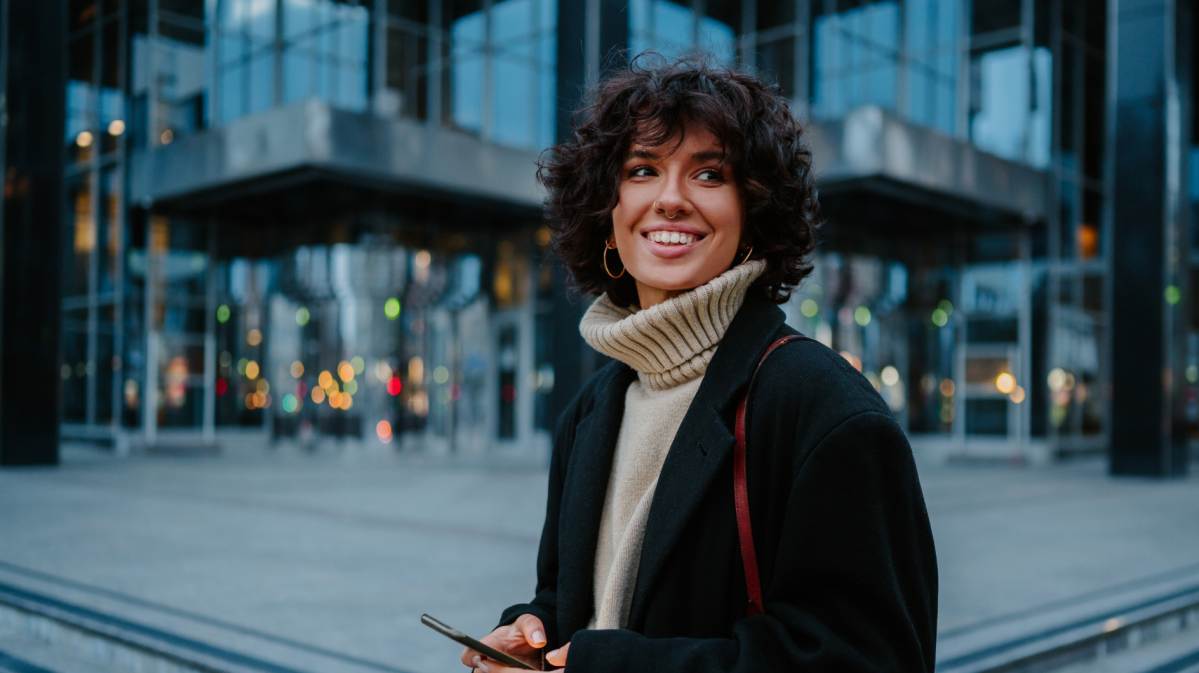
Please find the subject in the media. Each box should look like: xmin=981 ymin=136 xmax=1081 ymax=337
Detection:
xmin=648 ymin=231 xmax=698 ymax=245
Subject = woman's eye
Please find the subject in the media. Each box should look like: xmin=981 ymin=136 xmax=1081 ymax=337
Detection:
xmin=628 ymin=166 xmax=656 ymax=178
xmin=697 ymin=169 xmax=724 ymax=182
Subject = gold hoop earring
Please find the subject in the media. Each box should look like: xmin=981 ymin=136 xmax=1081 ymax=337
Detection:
xmin=603 ymin=241 xmax=626 ymax=279
xmin=737 ymin=245 xmax=754 ymax=266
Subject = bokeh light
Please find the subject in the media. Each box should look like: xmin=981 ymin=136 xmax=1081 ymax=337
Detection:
xmin=217 ymin=305 xmax=231 ymax=323
xmin=318 ymin=371 xmax=333 ymax=389
xmin=338 ymin=361 xmax=354 ymax=382
xmin=376 ymin=420 xmax=393 ymax=442
xmin=245 ymin=360 xmax=260 ymax=379
xmin=854 ymin=306 xmax=871 ymax=326
xmin=290 ymin=361 xmax=304 ymax=378
xmin=881 ymin=366 xmax=900 ymax=387
xmin=996 ymin=373 xmax=1015 ymax=394
xmin=296 ymin=307 xmax=310 ymax=326
xmin=387 ymin=377 xmax=402 ymax=395
xmin=247 ymin=329 xmax=262 ymax=346
xmin=311 ymin=387 xmax=326 ymax=404
xmin=800 ymin=299 xmax=818 ymax=317
xmin=384 ymin=298 xmax=401 ymax=320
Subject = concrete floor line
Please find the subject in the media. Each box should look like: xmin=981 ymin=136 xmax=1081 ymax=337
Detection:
xmin=0 ymin=561 xmax=417 ymax=673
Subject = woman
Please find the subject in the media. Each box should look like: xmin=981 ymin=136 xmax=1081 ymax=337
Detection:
xmin=461 ymin=55 xmax=938 ymax=673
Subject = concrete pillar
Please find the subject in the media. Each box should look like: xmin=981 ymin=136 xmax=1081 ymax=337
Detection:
xmin=0 ymin=0 xmax=65 ymax=466
xmin=1109 ymin=0 xmax=1191 ymax=476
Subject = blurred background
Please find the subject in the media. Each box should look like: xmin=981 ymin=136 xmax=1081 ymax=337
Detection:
xmin=0 ymin=1 xmax=1197 ymax=673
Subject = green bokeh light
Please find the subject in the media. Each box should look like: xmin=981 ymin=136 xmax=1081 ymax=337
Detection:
xmin=854 ymin=306 xmax=871 ymax=326
xmin=216 ymin=305 xmax=230 ymax=323
xmin=384 ymin=298 xmax=401 ymax=320
xmin=296 ymin=306 xmax=310 ymax=326
xmin=800 ymin=299 xmax=819 ymax=318
xmin=1166 ymin=285 xmax=1181 ymax=305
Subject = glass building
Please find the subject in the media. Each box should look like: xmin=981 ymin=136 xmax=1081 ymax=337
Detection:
xmin=23 ymin=0 xmax=1189 ymax=471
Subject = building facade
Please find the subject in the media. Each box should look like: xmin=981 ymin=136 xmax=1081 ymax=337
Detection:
xmin=23 ymin=0 xmax=1193 ymax=472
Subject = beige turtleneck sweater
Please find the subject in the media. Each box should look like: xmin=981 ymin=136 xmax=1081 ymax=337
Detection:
xmin=578 ymin=260 xmax=766 ymax=630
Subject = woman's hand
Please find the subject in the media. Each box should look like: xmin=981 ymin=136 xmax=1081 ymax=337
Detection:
xmin=467 ymin=641 xmax=570 ymax=672
xmin=460 ymin=614 xmax=561 ymax=671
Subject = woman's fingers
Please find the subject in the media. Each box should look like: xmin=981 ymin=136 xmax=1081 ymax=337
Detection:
xmin=514 ymin=615 xmax=547 ymax=648
xmin=545 ymin=642 xmax=569 ymax=668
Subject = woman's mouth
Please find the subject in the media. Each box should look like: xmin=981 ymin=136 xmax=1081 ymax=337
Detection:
xmin=645 ymin=230 xmax=700 ymax=245
xmin=641 ymin=228 xmax=706 ymax=258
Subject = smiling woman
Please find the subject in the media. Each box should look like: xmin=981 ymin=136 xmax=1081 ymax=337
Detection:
xmin=540 ymin=54 xmax=820 ymax=310
xmin=460 ymin=54 xmax=938 ymax=673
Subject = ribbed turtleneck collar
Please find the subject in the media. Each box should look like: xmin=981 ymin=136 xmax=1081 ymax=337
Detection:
xmin=579 ymin=260 xmax=766 ymax=391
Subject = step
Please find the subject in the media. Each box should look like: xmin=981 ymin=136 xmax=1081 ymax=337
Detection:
xmin=0 ymin=629 xmax=123 ymax=673
xmin=1055 ymin=624 xmax=1199 ymax=673
xmin=937 ymin=565 xmax=1199 ymax=673
xmin=0 ymin=577 xmax=417 ymax=673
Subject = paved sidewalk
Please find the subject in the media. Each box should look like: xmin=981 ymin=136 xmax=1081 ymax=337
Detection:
xmin=0 ymin=445 xmax=1196 ymax=672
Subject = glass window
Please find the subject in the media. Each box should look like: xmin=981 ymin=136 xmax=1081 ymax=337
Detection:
xmin=971 ymin=0 xmax=1021 ymax=36
xmin=68 ymin=34 xmax=95 ymax=163
xmin=66 ymin=173 xmax=93 ymax=299
xmin=281 ymin=0 xmax=370 ymax=112
xmin=447 ymin=0 xmax=557 ymax=150
xmin=903 ymin=0 xmax=957 ymax=134
xmin=628 ymin=0 xmax=736 ymax=66
xmin=218 ymin=0 xmax=278 ymax=124
xmin=812 ymin=1 xmax=900 ymax=120
xmin=969 ymin=45 xmax=1052 ymax=168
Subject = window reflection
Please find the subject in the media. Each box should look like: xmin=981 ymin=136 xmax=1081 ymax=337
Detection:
xmin=813 ymin=1 xmax=900 ymax=120
xmin=281 ymin=0 xmax=370 ymax=111
xmin=970 ymin=45 xmax=1052 ymax=169
xmin=449 ymin=0 xmax=556 ymax=149
xmin=629 ymin=0 xmax=735 ymax=66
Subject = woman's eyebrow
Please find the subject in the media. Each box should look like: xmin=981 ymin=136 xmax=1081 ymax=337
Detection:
xmin=691 ymin=150 xmax=727 ymax=163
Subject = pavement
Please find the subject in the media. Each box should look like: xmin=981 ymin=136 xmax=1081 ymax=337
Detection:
xmin=0 ymin=443 xmax=1196 ymax=673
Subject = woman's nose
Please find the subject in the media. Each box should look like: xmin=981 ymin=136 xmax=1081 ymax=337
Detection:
xmin=655 ymin=181 xmax=691 ymax=218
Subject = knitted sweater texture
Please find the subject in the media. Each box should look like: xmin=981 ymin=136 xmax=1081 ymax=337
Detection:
xmin=578 ymin=260 xmax=766 ymax=630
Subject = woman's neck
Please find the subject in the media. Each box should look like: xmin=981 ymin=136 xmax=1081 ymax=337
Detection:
xmin=634 ymin=280 xmax=687 ymax=309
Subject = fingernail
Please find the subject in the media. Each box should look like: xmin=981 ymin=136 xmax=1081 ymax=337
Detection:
xmin=476 ymin=662 xmax=489 ymax=673
xmin=547 ymin=648 xmax=559 ymax=658
xmin=531 ymin=630 xmax=546 ymax=646
xmin=471 ymin=655 xmax=481 ymax=667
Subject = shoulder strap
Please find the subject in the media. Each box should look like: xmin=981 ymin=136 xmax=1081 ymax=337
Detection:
xmin=734 ymin=334 xmax=812 ymax=617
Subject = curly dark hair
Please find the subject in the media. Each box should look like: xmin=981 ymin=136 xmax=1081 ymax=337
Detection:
xmin=538 ymin=53 xmax=821 ymax=308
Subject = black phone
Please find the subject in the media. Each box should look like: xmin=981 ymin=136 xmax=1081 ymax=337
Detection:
xmin=421 ymin=614 xmax=543 ymax=671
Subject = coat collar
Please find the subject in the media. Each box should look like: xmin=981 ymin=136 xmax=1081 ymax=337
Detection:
xmin=555 ymin=288 xmax=789 ymax=638
xmin=626 ymin=288 xmax=789 ymax=629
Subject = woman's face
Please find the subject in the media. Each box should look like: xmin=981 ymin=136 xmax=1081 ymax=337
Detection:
xmin=610 ymin=126 xmax=745 ymax=308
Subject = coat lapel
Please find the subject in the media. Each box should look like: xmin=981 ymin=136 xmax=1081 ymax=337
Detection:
xmin=627 ymin=293 xmax=788 ymax=629
xmin=556 ymin=362 xmax=637 ymax=637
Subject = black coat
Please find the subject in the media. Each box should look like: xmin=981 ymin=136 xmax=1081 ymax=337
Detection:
xmin=499 ymin=289 xmax=938 ymax=672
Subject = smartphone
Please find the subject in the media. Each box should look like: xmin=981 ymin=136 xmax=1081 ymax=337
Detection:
xmin=421 ymin=614 xmax=542 ymax=671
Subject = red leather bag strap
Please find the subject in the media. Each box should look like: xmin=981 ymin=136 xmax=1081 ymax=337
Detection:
xmin=734 ymin=334 xmax=810 ymax=617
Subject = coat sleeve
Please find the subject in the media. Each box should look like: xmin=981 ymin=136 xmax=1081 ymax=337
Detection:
xmin=563 ymin=410 xmax=939 ymax=673
xmin=494 ymin=394 xmax=582 ymax=650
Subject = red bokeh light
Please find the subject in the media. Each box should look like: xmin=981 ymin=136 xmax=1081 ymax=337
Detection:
xmin=216 ymin=378 xmax=227 ymax=395
xmin=501 ymin=384 xmax=517 ymax=402
xmin=450 ymin=384 xmax=461 ymax=401
xmin=296 ymin=381 xmax=308 ymax=398
xmin=387 ymin=376 xmax=402 ymax=396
